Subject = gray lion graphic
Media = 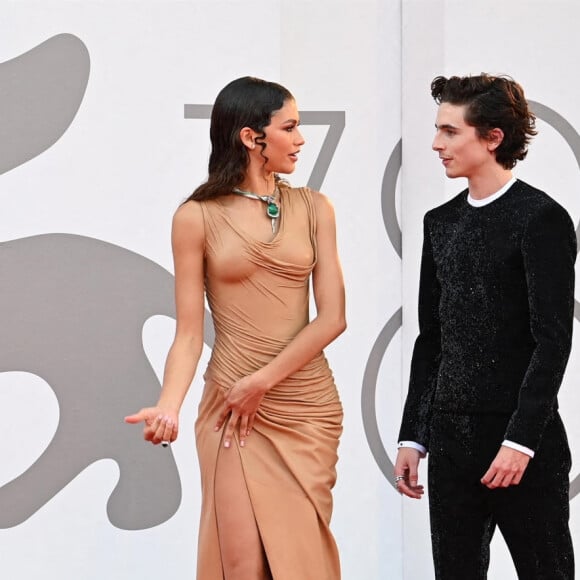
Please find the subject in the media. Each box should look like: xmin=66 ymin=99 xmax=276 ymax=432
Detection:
xmin=0 ymin=33 xmax=188 ymax=530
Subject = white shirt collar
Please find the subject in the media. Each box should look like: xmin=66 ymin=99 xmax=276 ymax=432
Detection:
xmin=467 ymin=177 xmax=516 ymax=207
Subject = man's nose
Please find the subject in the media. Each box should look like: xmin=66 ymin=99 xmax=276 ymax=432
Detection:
xmin=432 ymin=133 xmax=442 ymax=151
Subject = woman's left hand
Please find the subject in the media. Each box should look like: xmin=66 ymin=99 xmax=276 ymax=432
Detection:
xmin=215 ymin=374 xmax=268 ymax=448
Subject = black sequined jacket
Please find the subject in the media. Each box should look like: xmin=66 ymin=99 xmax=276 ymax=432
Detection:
xmin=398 ymin=180 xmax=576 ymax=451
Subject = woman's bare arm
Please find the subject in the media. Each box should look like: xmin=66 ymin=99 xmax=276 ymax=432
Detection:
xmin=125 ymin=201 xmax=206 ymax=444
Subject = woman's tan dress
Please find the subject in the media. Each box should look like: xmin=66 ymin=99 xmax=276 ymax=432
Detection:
xmin=195 ymin=186 xmax=343 ymax=580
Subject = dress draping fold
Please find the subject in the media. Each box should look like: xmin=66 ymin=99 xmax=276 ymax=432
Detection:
xmin=195 ymin=187 xmax=342 ymax=580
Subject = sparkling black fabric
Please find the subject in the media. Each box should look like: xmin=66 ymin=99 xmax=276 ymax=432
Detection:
xmin=399 ymin=179 xmax=576 ymax=452
xmin=428 ymin=412 xmax=574 ymax=579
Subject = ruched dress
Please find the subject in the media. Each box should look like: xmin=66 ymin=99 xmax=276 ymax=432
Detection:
xmin=194 ymin=186 xmax=343 ymax=580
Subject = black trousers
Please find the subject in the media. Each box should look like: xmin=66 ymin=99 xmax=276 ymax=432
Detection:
xmin=428 ymin=412 xmax=574 ymax=580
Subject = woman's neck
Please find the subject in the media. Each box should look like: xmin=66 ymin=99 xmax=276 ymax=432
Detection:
xmin=238 ymin=168 xmax=276 ymax=196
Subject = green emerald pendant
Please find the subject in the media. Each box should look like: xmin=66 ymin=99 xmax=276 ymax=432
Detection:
xmin=267 ymin=202 xmax=280 ymax=219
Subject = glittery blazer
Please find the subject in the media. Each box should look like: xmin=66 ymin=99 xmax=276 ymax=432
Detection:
xmin=398 ymin=180 xmax=576 ymax=451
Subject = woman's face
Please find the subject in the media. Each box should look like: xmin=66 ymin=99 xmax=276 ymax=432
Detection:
xmin=260 ymin=99 xmax=305 ymax=174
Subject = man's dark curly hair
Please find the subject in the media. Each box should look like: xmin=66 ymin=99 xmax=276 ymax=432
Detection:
xmin=431 ymin=74 xmax=537 ymax=169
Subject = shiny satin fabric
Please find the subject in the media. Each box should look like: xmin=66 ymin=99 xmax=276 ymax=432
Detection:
xmin=195 ymin=186 xmax=343 ymax=580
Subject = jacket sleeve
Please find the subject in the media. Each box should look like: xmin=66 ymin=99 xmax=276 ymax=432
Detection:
xmin=398 ymin=214 xmax=442 ymax=449
xmin=504 ymin=203 xmax=576 ymax=450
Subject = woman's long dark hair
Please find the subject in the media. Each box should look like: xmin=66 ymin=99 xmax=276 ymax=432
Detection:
xmin=185 ymin=76 xmax=293 ymax=202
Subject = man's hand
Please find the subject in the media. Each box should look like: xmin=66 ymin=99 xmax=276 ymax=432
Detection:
xmin=394 ymin=447 xmax=425 ymax=499
xmin=481 ymin=445 xmax=531 ymax=489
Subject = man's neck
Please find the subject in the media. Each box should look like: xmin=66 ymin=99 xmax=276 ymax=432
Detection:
xmin=467 ymin=168 xmax=513 ymax=200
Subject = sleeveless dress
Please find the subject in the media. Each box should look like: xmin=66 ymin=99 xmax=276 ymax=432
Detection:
xmin=194 ymin=186 xmax=343 ymax=580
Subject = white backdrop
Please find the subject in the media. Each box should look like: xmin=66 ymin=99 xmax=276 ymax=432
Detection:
xmin=0 ymin=1 xmax=578 ymax=579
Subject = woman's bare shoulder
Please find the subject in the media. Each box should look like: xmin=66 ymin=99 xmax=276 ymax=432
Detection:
xmin=307 ymin=189 xmax=335 ymax=223
xmin=173 ymin=199 xmax=204 ymax=227
xmin=171 ymin=200 xmax=205 ymax=246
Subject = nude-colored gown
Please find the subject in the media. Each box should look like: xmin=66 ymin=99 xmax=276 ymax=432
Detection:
xmin=195 ymin=186 xmax=343 ymax=580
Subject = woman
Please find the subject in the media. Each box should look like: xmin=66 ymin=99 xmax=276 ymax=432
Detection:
xmin=126 ymin=76 xmax=346 ymax=580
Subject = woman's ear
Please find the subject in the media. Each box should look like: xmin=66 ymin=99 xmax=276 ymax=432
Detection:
xmin=487 ymin=127 xmax=504 ymax=152
xmin=239 ymin=127 xmax=256 ymax=150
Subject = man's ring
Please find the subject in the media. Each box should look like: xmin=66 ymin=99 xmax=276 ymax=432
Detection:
xmin=394 ymin=475 xmax=405 ymax=483
xmin=162 ymin=441 xmax=170 ymax=448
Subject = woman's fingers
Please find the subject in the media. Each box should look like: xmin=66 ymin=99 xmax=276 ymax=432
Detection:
xmin=124 ymin=410 xmax=148 ymax=424
xmin=150 ymin=415 xmax=175 ymax=445
xmin=214 ymin=404 xmax=231 ymax=432
xmin=217 ymin=412 xmax=256 ymax=449
xmin=239 ymin=415 xmax=250 ymax=447
xmin=215 ymin=379 xmax=263 ymax=448
xmin=140 ymin=414 xmax=177 ymax=445
xmin=222 ymin=412 xmax=239 ymax=449
xmin=247 ymin=414 xmax=255 ymax=437
xmin=125 ymin=407 xmax=178 ymax=446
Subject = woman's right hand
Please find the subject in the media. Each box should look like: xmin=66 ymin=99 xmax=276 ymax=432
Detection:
xmin=125 ymin=407 xmax=179 ymax=445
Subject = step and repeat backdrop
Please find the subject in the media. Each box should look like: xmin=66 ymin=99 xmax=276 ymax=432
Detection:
xmin=0 ymin=1 xmax=578 ymax=578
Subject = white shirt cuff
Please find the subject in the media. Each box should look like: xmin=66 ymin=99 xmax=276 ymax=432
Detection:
xmin=398 ymin=441 xmax=427 ymax=457
xmin=502 ymin=439 xmax=535 ymax=458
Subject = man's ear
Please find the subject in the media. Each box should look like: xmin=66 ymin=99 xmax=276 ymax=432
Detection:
xmin=239 ymin=127 xmax=257 ymax=150
xmin=487 ymin=127 xmax=504 ymax=152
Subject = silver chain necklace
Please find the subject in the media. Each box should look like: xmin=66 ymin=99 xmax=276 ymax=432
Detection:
xmin=232 ymin=186 xmax=281 ymax=233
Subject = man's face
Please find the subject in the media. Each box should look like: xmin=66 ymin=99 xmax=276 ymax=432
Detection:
xmin=432 ymin=102 xmax=493 ymax=180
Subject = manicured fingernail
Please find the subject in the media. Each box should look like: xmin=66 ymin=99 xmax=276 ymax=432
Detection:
xmin=240 ymin=440 xmax=245 ymax=447
xmin=224 ymin=440 xmax=230 ymax=448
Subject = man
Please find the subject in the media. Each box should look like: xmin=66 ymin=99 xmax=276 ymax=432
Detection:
xmin=395 ymin=74 xmax=576 ymax=579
